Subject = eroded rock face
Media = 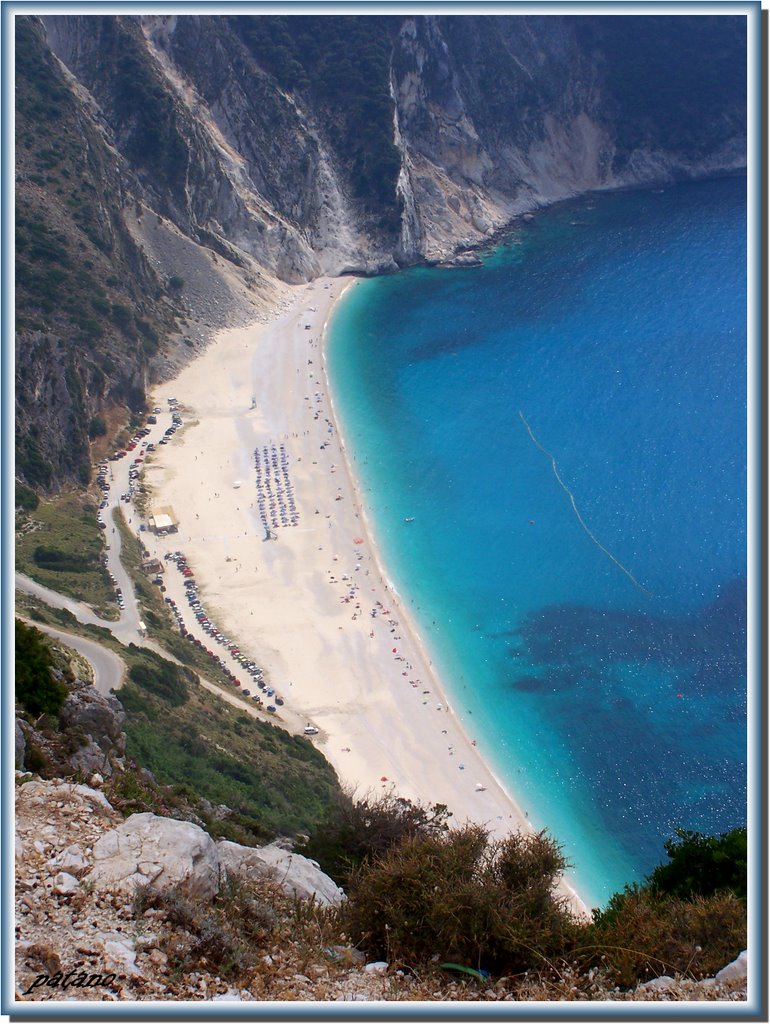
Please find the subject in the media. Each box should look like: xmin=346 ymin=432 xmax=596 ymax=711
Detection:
xmin=59 ymin=681 xmax=127 ymax=778
xmin=90 ymin=812 xmax=220 ymax=900
xmin=17 ymin=14 xmax=747 ymax=492
xmin=216 ymin=840 xmax=345 ymax=906
xmin=40 ymin=13 xmax=746 ymax=278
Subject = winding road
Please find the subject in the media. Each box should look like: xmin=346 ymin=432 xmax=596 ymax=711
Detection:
xmin=16 ymin=405 xmax=307 ymax=733
xmin=18 ymin=618 xmax=126 ymax=697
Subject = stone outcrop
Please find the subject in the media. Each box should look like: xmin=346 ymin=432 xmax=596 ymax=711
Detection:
xmin=87 ymin=812 xmax=344 ymax=906
xmin=15 ymin=661 xmax=127 ymax=779
xmin=216 ymin=839 xmax=345 ymax=906
xmin=633 ymin=951 xmax=748 ymax=1001
xmin=716 ymin=949 xmax=748 ymax=986
xmin=59 ymin=679 xmax=127 ymax=778
xmin=90 ymin=812 xmax=220 ymax=900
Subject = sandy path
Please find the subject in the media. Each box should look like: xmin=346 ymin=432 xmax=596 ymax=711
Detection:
xmin=145 ymin=277 xmax=589 ymax=916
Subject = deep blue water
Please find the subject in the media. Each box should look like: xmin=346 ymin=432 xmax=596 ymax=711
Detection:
xmin=327 ymin=176 xmax=747 ymax=909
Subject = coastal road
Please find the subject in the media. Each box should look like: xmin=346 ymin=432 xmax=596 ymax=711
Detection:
xmin=98 ymin=404 xmax=178 ymax=640
xmin=16 ymin=404 xmax=176 ymax=648
xmin=16 ymin=401 xmax=307 ymax=733
xmin=15 ymin=573 xmax=111 ymax=631
xmin=15 ymin=571 xmax=168 ymax=665
xmin=18 ymin=619 xmax=126 ymax=696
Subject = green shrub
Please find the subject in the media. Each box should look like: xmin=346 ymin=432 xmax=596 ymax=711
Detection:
xmin=32 ymin=545 xmax=93 ymax=574
xmin=646 ymin=827 xmax=747 ymax=900
xmin=128 ymin=657 xmax=190 ymax=706
xmin=15 ymin=619 xmax=68 ymax=718
xmin=15 ymin=482 xmax=39 ymax=511
xmin=345 ymin=825 xmax=578 ymax=972
xmin=88 ymin=415 xmax=107 ymax=439
xmin=24 ymin=741 xmax=49 ymax=774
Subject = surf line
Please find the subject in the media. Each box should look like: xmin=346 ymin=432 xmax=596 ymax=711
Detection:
xmin=518 ymin=410 xmax=652 ymax=598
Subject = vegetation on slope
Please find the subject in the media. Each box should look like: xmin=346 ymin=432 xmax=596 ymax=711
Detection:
xmin=329 ymin=807 xmax=746 ymax=986
xmin=234 ymin=15 xmax=403 ymax=230
xmin=15 ymin=491 xmax=118 ymax=617
xmin=571 ymin=15 xmax=746 ymax=162
xmin=15 ymin=620 xmax=69 ymax=719
xmin=14 ymin=614 xmax=342 ymax=845
xmin=118 ymin=661 xmax=341 ymax=845
xmin=301 ymin=787 xmax=452 ymax=885
xmin=646 ymin=827 xmax=748 ymax=900
xmin=15 ymin=16 xmax=177 ymax=493
xmin=79 ymin=17 xmax=191 ymax=200
xmin=14 ymin=613 xmax=747 ymax=990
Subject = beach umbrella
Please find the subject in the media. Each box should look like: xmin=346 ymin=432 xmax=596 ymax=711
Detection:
xmin=392 ymin=648 xmax=397 ymax=653
xmin=380 ymin=776 xmax=388 ymax=782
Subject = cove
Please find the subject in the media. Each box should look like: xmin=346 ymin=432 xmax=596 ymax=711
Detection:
xmin=327 ymin=175 xmax=748 ymax=908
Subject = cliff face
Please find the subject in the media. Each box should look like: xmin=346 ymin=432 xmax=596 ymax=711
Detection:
xmin=388 ymin=14 xmax=746 ymax=260
xmin=17 ymin=13 xmax=747 ymax=489
xmin=41 ymin=13 xmax=746 ymax=272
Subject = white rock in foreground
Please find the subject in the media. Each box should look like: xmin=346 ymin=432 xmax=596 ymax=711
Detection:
xmin=216 ymin=840 xmax=345 ymax=905
xmin=53 ymin=871 xmax=80 ymax=896
xmin=90 ymin=813 xmax=219 ymax=899
xmin=639 ymin=975 xmax=675 ymax=993
xmin=716 ymin=949 xmax=748 ymax=985
xmin=56 ymin=843 xmax=89 ymax=877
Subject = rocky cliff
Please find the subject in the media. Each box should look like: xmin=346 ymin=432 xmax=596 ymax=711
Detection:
xmin=17 ymin=13 xmax=747 ymax=490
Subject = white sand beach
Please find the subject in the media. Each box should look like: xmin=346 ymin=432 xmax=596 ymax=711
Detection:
xmin=144 ymin=277 xmax=589 ymax=915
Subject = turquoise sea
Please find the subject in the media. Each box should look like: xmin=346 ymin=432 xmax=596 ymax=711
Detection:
xmin=327 ymin=176 xmax=748 ymax=909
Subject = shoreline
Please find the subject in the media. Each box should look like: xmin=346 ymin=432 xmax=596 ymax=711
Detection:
xmin=319 ymin=290 xmax=575 ymax=877
xmin=144 ymin=276 xmax=590 ymax=917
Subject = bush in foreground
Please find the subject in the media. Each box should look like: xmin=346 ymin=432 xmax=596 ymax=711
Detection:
xmin=344 ymin=825 xmax=580 ymax=973
xmin=585 ymin=888 xmax=746 ymax=988
xmin=301 ymin=787 xmax=452 ymax=885
xmin=646 ymin=827 xmax=747 ymax=900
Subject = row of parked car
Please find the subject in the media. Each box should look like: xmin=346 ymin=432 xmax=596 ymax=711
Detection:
xmin=164 ymin=552 xmax=282 ymax=713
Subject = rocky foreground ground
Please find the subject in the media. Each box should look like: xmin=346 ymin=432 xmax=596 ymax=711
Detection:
xmin=14 ymin=775 xmax=748 ymax=1005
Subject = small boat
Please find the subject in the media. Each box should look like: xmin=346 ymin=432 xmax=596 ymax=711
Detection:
xmin=404 ymin=517 xmax=415 ymax=523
